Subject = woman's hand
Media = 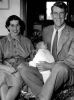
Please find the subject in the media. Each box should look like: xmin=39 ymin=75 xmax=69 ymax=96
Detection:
xmin=0 ymin=64 xmax=16 ymax=73
xmin=9 ymin=67 xmax=16 ymax=73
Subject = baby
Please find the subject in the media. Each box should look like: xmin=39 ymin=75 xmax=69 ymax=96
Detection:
xmin=29 ymin=41 xmax=55 ymax=83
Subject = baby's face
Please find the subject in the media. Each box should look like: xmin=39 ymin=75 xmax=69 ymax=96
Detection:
xmin=36 ymin=42 xmax=47 ymax=50
xmin=41 ymin=43 xmax=47 ymax=49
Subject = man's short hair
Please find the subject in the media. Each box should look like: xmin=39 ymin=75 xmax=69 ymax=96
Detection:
xmin=51 ymin=1 xmax=68 ymax=14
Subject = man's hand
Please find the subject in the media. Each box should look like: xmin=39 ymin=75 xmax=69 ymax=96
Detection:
xmin=36 ymin=61 xmax=54 ymax=71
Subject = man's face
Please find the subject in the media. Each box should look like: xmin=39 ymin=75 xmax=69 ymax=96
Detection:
xmin=7 ymin=20 xmax=20 ymax=37
xmin=51 ymin=6 xmax=66 ymax=28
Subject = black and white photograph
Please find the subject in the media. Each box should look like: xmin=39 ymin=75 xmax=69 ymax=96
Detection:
xmin=0 ymin=0 xmax=74 ymax=100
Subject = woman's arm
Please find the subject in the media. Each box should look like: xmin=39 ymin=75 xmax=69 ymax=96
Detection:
xmin=0 ymin=64 xmax=16 ymax=73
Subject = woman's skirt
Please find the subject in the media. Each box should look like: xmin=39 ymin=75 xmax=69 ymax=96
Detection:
xmin=0 ymin=69 xmax=22 ymax=87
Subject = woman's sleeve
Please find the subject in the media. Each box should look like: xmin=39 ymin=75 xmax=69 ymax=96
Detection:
xmin=0 ymin=40 xmax=3 ymax=63
xmin=29 ymin=39 xmax=35 ymax=59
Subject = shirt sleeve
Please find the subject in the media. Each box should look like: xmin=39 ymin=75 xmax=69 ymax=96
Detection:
xmin=0 ymin=40 xmax=3 ymax=63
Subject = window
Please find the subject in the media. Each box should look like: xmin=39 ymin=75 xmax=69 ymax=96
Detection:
xmin=46 ymin=1 xmax=67 ymax=20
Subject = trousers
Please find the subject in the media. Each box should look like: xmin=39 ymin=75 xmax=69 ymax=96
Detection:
xmin=38 ymin=62 xmax=74 ymax=100
xmin=18 ymin=62 xmax=74 ymax=100
xmin=18 ymin=63 xmax=44 ymax=96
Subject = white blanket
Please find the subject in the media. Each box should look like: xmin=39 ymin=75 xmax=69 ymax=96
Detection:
xmin=29 ymin=49 xmax=55 ymax=83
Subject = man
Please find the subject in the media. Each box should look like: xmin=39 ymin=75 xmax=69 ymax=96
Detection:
xmin=36 ymin=1 xmax=74 ymax=100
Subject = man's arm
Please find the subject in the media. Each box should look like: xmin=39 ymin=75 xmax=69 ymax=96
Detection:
xmin=36 ymin=61 xmax=55 ymax=71
xmin=64 ymin=40 xmax=74 ymax=68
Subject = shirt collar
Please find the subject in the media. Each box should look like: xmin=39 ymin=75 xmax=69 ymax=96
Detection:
xmin=7 ymin=33 xmax=20 ymax=42
xmin=54 ymin=24 xmax=65 ymax=32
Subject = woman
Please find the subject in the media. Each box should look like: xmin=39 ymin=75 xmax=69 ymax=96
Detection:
xmin=0 ymin=15 xmax=34 ymax=100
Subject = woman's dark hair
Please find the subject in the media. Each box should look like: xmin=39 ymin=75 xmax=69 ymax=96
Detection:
xmin=51 ymin=1 xmax=68 ymax=14
xmin=5 ymin=15 xmax=25 ymax=35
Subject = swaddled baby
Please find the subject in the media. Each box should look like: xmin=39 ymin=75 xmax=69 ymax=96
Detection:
xmin=29 ymin=41 xmax=55 ymax=83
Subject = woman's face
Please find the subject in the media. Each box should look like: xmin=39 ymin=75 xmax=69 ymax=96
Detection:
xmin=7 ymin=20 xmax=20 ymax=37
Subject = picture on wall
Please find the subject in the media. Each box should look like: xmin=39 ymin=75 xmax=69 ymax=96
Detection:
xmin=0 ymin=0 xmax=9 ymax=9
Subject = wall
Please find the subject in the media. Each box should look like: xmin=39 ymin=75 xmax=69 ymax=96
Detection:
xmin=0 ymin=0 xmax=20 ymax=36
xmin=20 ymin=0 xmax=27 ymax=36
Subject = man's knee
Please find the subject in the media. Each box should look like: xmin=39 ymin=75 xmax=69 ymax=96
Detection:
xmin=18 ymin=63 xmax=29 ymax=76
xmin=51 ymin=63 xmax=69 ymax=90
xmin=18 ymin=63 xmax=41 ymax=78
xmin=52 ymin=62 xmax=68 ymax=75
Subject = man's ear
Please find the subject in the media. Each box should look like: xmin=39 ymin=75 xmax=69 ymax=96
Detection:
xmin=51 ymin=12 xmax=53 ymax=20
xmin=65 ymin=13 xmax=68 ymax=20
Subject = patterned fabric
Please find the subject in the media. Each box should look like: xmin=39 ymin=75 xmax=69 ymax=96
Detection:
xmin=0 ymin=34 xmax=34 ymax=67
xmin=52 ymin=30 xmax=58 ymax=61
xmin=0 ymin=34 xmax=34 ymax=86
xmin=52 ymin=86 xmax=74 ymax=100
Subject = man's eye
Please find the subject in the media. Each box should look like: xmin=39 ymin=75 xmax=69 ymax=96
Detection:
xmin=53 ymin=12 xmax=57 ymax=14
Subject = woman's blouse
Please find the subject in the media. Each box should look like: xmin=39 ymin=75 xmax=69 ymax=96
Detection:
xmin=0 ymin=34 xmax=34 ymax=68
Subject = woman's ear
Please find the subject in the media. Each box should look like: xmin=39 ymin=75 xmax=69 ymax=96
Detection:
xmin=7 ymin=27 xmax=10 ymax=32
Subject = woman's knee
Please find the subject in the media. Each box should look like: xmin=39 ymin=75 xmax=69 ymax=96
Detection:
xmin=13 ymin=72 xmax=23 ymax=88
